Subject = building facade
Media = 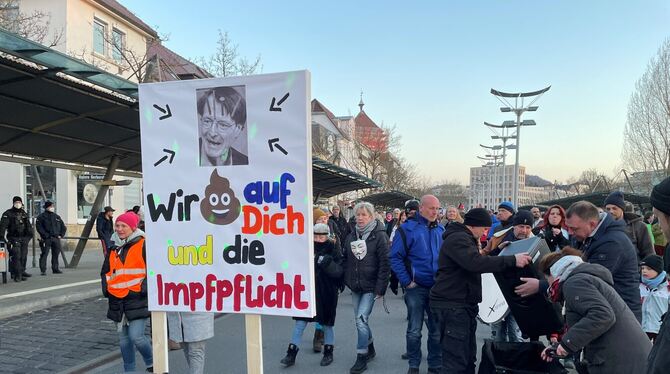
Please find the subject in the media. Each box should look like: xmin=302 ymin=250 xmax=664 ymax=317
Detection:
xmin=468 ymin=164 xmax=555 ymax=209
xmin=0 ymin=0 xmax=206 ymax=236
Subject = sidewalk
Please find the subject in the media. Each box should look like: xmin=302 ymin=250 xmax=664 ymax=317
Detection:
xmin=0 ymin=248 xmax=105 ymax=320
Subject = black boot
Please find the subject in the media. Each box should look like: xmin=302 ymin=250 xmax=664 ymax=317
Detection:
xmin=313 ymin=329 xmax=324 ymax=352
xmin=366 ymin=341 xmax=376 ymax=361
xmin=320 ymin=344 xmax=334 ymax=366
xmin=350 ymin=353 xmax=367 ymax=374
xmin=280 ymin=344 xmax=299 ymax=367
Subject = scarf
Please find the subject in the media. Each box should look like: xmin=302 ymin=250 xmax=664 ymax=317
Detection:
xmin=111 ymin=229 xmax=145 ymax=252
xmin=642 ymin=271 xmax=667 ymax=289
xmin=547 ymin=255 xmax=584 ymax=302
xmin=356 ymin=219 xmax=377 ymax=241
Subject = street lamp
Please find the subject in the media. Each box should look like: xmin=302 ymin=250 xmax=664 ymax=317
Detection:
xmin=485 ymin=122 xmax=518 ymax=204
xmin=490 ymin=86 xmax=550 ymax=207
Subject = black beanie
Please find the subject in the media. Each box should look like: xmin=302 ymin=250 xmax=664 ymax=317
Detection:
xmin=464 ymin=208 xmax=493 ymax=227
xmin=604 ymin=191 xmax=625 ymax=210
xmin=12 ymin=196 xmax=22 ymax=203
xmin=513 ymin=210 xmax=534 ymax=226
xmin=640 ymin=254 xmax=664 ymax=275
xmin=651 ymin=176 xmax=670 ymax=216
xmin=44 ymin=201 xmax=54 ymax=209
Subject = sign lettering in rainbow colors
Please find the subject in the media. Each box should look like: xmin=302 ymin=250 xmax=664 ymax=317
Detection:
xmin=139 ymin=71 xmax=315 ymax=317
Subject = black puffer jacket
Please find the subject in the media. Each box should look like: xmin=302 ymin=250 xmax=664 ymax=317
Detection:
xmin=430 ymin=222 xmax=516 ymax=307
xmin=342 ymin=220 xmax=390 ymax=296
xmin=100 ymin=233 xmax=149 ymax=322
xmin=295 ymin=240 xmax=343 ymax=326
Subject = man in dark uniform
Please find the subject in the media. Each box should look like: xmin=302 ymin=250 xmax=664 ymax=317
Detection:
xmin=36 ymin=201 xmax=66 ymax=275
xmin=0 ymin=196 xmax=33 ymax=281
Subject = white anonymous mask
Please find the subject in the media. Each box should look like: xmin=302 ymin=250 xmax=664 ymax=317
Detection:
xmin=350 ymin=239 xmax=368 ymax=260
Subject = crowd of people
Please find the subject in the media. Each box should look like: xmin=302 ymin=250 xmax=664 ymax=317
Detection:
xmin=5 ymin=176 xmax=670 ymax=374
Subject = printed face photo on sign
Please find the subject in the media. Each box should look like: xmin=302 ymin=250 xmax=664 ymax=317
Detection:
xmin=196 ymin=85 xmax=249 ymax=166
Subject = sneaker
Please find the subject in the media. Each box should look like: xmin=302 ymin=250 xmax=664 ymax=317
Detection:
xmin=53 ymin=269 xmax=63 ymax=274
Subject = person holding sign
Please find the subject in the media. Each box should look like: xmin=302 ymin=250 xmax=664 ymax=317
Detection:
xmin=280 ymin=223 xmax=344 ymax=367
xmin=197 ymin=86 xmax=249 ymax=166
xmin=100 ymin=211 xmax=153 ymax=373
xmin=342 ymin=202 xmax=390 ymax=374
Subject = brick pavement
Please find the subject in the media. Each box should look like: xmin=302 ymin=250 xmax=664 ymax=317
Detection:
xmin=0 ymin=297 xmax=118 ymax=374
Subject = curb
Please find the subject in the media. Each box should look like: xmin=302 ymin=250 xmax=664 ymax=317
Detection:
xmin=0 ymin=286 xmax=101 ymax=320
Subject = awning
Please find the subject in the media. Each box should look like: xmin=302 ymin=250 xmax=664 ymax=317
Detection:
xmin=359 ymin=190 xmax=417 ymax=209
xmin=539 ymin=192 xmax=651 ymax=209
xmin=312 ymin=157 xmax=382 ymax=199
xmin=0 ymin=28 xmax=142 ymax=173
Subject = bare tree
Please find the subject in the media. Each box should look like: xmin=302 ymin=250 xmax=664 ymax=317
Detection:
xmin=623 ymin=38 xmax=670 ymax=178
xmin=579 ymin=168 xmax=613 ymax=193
xmin=197 ymin=30 xmax=262 ymax=77
xmin=0 ymin=0 xmax=63 ymax=47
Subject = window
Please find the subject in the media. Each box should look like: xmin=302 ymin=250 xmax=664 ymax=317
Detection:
xmin=93 ymin=19 xmax=107 ymax=55
xmin=111 ymin=28 xmax=125 ymax=62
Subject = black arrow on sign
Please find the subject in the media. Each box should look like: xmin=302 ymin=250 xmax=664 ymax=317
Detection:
xmin=153 ymin=148 xmax=176 ymax=167
xmin=153 ymin=104 xmax=172 ymax=120
xmin=268 ymin=138 xmax=288 ymax=155
xmin=269 ymin=93 xmax=290 ymax=112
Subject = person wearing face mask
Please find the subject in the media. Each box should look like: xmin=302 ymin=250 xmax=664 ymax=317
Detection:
xmin=0 ymin=196 xmax=34 ymax=282
xmin=36 ymin=201 xmax=66 ymax=275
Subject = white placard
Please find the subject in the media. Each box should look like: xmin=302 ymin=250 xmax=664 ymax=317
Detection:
xmin=138 ymin=71 xmax=314 ymax=317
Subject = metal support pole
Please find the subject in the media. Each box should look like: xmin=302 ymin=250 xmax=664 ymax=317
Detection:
xmin=513 ymin=110 xmax=521 ymax=207
xmin=31 ymin=165 xmax=48 ymax=269
xmin=68 ymin=155 xmax=120 ymax=268
xmin=501 ymin=139 xmax=507 ymax=202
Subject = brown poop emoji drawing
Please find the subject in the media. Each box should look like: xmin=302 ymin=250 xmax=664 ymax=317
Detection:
xmin=200 ymin=169 xmax=241 ymax=225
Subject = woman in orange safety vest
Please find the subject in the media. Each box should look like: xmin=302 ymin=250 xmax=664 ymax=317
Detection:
xmin=100 ymin=211 xmax=153 ymax=372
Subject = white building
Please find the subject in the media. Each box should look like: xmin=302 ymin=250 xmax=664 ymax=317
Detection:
xmin=468 ymin=165 xmax=554 ymax=209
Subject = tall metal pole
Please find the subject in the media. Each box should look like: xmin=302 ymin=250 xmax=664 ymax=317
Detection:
xmin=501 ymin=138 xmax=507 ymax=202
xmin=513 ymin=108 xmax=521 ymax=207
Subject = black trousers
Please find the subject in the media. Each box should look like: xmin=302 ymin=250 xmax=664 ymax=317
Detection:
xmin=7 ymin=237 xmax=28 ymax=276
xmin=432 ymin=304 xmax=478 ymax=374
xmin=39 ymin=238 xmax=61 ymax=273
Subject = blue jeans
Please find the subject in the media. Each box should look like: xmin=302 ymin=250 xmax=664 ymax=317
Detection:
xmin=290 ymin=320 xmax=334 ymax=346
xmin=404 ymin=285 xmax=441 ymax=369
xmin=352 ymin=292 xmax=376 ymax=353
xmin=491 ymin=314 xmax=522 ymax=342
xmin=118 ymin=317 xmax=153 ymax=372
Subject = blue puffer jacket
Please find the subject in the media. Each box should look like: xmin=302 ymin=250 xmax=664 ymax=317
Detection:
xmin=573 ymin=212 xmax=642 ymax=322
xmin=390 ymin=214 xmax=444 ymax=288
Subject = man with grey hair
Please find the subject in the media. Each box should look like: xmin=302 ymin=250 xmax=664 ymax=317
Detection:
xmin=515 ymin=200 xmax=642 ymax=322
xmin=391 ymin=195 xmax=443 ymax=374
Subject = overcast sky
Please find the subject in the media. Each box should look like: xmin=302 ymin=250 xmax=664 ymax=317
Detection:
xmin=121 ymin=0 xmax=670 ymax=184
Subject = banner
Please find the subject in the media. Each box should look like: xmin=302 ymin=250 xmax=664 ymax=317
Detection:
xmin=139 ymin=71 xmax=314 ymax=317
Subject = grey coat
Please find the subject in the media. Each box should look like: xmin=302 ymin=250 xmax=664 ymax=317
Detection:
xmin=167 ymin=312 xmax=214 ymax=343
xmin=560 ymin=263 xmax=651 ymax=374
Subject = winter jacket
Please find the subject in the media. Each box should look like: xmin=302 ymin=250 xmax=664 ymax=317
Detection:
xmin=385 ymin=218 xmax=397 ymax=237
xmin=342 ymin=220 xmax=390 ymax=296
xmin=0 ymin=207 xmax=32 ymax=240
xmin=560 ymin=263 xmax=651 ymax=374
xmin=36 ymin=211 xmax=66 ymax=240
xmin=623 ymin=212 xmax=655 ymax=261
xmin=96 ymin=212 xmax=114 ymax=247
xmin=573 ymin=213 xmax=642 ymax=321
xmin=640 ymin=280 xmax=670 ymax=334
xmin=330 ymin=215 xmax=350 ymax=243
xmin=430 ymin=222 xmax=516 ymax=307
xmin=647 ymin=310 xmax=670 ymax=374
xmin=295 ymin=240 xmax=343 ymax=326
xmin=167 ymin=312 xmax=214 ymax=343
xmin=100 ymin=231 xmax=149 ymax=322
xmin=390 ymin=214 xmax=444 ymax=288
xmin=539 ymin=226 xmax=569 ymax=252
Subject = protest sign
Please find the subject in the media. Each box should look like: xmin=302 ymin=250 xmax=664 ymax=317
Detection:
xmin=139 ymin=71 xmax=315 ymax=318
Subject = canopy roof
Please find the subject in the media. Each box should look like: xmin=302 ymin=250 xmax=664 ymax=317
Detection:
xmin=538 ymin=192 xmax=651 ymax=209
xmin=0 ymin=28 xmax=142 ymax=173
xmin=359 ymin=190 xmax=417 ymax=209
xmin=312 ymin=157 xmax=382 ymax=199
